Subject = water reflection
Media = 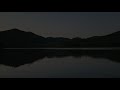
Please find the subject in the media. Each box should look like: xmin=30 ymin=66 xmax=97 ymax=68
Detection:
xmin=0 ymin=49 xmax=120 ymax=67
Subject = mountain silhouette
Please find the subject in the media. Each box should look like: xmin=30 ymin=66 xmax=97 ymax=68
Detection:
xmin=0 ymin=28 xmax=46 ymax=48
xmin=0 ymin=28 xmax=120 ymax=48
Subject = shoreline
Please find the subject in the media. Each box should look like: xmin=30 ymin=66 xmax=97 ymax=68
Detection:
xmin=3 ymin=47 xmax=120 ymax=50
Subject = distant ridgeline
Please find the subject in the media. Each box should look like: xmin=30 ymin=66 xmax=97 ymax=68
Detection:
xmin=0 ymin=28 xmax=120 ymax=48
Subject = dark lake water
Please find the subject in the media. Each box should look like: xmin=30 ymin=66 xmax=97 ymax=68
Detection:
xmin=0 ymin=48 xmax=120 ymax=78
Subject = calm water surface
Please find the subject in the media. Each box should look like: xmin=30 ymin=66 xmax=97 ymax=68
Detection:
xmin=0 ymin=48 xmax=120 ymax=78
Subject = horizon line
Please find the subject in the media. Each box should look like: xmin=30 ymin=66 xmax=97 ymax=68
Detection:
xmin=3 ymin=48 xmax=120 ymax=50
xmin=0 ymin=28 xmax=120 ymax=39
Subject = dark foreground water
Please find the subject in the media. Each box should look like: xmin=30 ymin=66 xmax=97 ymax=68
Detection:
xmin=0 ymin=49 xmax=120 ymax=78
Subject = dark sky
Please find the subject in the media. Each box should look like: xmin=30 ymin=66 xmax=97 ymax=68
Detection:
xmin=0 ymin=12 xmax=120 ymax=38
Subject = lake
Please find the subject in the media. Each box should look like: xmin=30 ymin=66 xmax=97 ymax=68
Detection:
xmin=0 ymin=48 xmax=120 ymax=78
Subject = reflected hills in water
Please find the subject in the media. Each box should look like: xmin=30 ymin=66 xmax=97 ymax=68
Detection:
xmin=0 ymin=49 xmax=120 ymax=67
xmin=1 ymin=28 xmax=120 ymax=67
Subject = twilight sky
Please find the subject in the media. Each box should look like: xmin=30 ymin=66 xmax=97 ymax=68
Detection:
xmin=0 ymin=12 xmax=120 ymax=38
